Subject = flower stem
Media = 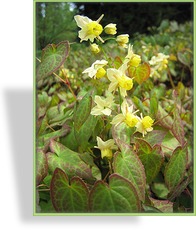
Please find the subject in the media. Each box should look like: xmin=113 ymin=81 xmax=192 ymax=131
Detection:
xmin=118 ymin=87 xmax=122 ymax=112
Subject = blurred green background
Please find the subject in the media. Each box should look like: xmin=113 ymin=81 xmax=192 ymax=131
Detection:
xmin=36 ymin=2 xmax=193 ymax=51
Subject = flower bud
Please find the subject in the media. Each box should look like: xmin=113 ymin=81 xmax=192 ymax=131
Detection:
xmin=104 ymin=23 xmax=117 ymax=35
xmin=116 ymin=34 xmax=129 ymax=48
xmin=90 ymin=43 xmax=100 ymax=54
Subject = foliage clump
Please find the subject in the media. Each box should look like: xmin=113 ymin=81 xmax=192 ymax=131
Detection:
xmin=36 ymin=12 xmax=193 ymax=214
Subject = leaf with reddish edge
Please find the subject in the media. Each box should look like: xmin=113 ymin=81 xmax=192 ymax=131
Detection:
xmin=37 ymin=41 xmax=70 ymax=80
xmin=171 ymin=107 xmax=186 ymax=147
xmin=47 ymin=140 xmax=95 ymax=183
xmin=128 ymin=63 xmax=150 ymax=84
xmin=135 ymin=138 xmax=152 ymax=154
xmin=113 ymin=139 xmax=146 ymax=201
xmin=164 ymin=146 xmax=188 ymax=192
xmin=112 ymin=122 xmax=135 ymax=145
xmin=142 ymin=128 xmax=168 ymax=147
xmin=149 ymin=197 xmax=173 ymax=213
xmin=156 ymin=105 xmax=173 ymax=130
xmin=50 ymin=168 xmax=89 ymax=212
xmin=89 ymin=174 xmax=141 ymax=213
xmin=36 ymin=149 xmax=48 ymax=185
xmin=142 ymin=146 xmax=164 ymax=184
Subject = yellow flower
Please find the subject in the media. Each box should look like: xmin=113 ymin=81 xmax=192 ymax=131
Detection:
xmin=124 ymin=44 xmax=141 ymax=67
xmin=74 ymin=14 xmax=104 ymax=43
xmin=107 ymin=63 xmax=133 ymax=97
xmin=91 ymin=94 xmax=114 ymax=116
xmin=82 ymin=60 xmax=108 ymax=79
xmin=135 ymin=113 xmax=154 ymax=137
xmin=149 ymin=53 xmax=169 ymax=78
xmin=111 ymin=100 xmax=139 ymax=127
xmin=116 ymin=34 xmax=129 ymax=48
xmin=104 ymin=23 xmax=117 ymax=35
xmin=90 ymin=43 xmax=100 ymax=54
xmin=94 ymin=136 xmax=117 ymax=159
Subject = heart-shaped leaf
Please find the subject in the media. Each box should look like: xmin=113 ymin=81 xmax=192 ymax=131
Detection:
xmin=128 ymin=63 xmax=150 ymax=84
xmin=113 ymin=139 xmax=146 ymax=201
xmin=135 ymin=139 xmax=164 ymax=184
xmin=47 ymin=140 xmax=95 ymax=183
xmin=149 ymin=197 xmax=173 ymax=213
xmin=50 ymin=168 xmax=89 ymax=212
xmin=89 ymin=174 xmax=141 ymax=212
xmin=36 ymin=149 xmax=48 ymax=185
xmin=37 ymin=41 xmax=70 ymax=80
xmin=164 ymin=146 xmax=188 ymax=191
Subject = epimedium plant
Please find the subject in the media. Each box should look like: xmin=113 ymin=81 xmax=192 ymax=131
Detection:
xmin=36 ymin=14 xmax=193 ymax=214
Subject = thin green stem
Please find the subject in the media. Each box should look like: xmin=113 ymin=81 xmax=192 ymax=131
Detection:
xmin=168 ymin=69 xmax=175 ymax=89
xmin=118 ymin=87 xmax=122 ymax=112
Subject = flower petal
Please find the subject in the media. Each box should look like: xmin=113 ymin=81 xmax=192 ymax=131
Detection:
xmin=102 ymin=108 xmax=112 ymax=116
xmin=74 ymin=15 xmax=92 ymax=28
xmin=111 ymin=114 xmax=125 ymax=125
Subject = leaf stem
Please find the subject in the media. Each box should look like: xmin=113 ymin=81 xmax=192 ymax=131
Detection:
xmin=168 ymin=69 xmax=175 ymax=89
xmin=36 ymin=57 xmax=76 ymax=100
xmin=53 ymin=72 xmax=77 ymax=100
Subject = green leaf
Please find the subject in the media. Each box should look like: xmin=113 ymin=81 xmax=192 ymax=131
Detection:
xmin=149 ymin=198 xmax=173 ymax=213
xmin=128 ymin=63 xmax=150 ymax=84
xmin=37 ymin=41 xmax=70 ymax=80
xmin=39 ymin=200 xmax=56 ymax=213
xmin=150 ymin=94 xmax=158 ymax=118
xmin=60 ymin=128 xmax=78 ymax=151
xmin=151 ymin=183 xmax=169 ymax=199
xmin=168 ymin=174 xmax=193 ymax=201
xmin=47 ymin=140 xmax=95 ymax=183
xmin=37 ymin=126 xmax=70 ymax=149
xmin=161 ymin=131 xmax=180 ymax=157
xmin=177 ymin=49 xmax=192 ymax=67
xmin=156 ymin=105 xmax=173 ymax=130
xmin=36 ymin=150 xmax=48 ymax=185
xmin=73 ymin=92 xmax=92 ymax=131
xmin=135 ymin=139 xmax=164 ymax=184
xmin=142 ymin=204 xmax=162 ymax=213
xmin=112 ymin=122 xmax=135 ymax=145
xmin=135 ymin=138 xmax=152 ymax=154
xmin=89 ymin=174 xmax=141 ymax=212
xmin=74 ymin=114 xmax=97 ymax=149
xmin=132 ymin=96 xmax=145 ymax=114
xmin=171 ymin=107 xmax=186 ymax=147
xmin=164 ymin=146 xmax=188 ymax=191
xmin=142 ymin=128 xmax=167 ymax=147
xmin=50 ymin=168 xmax=89 ymax=212
xmin=113 ymin=140 xmax=146 ymax=201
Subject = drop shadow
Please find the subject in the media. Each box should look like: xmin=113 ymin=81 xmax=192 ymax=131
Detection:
xmin=4 ymin=88 xmax=140 ymax=224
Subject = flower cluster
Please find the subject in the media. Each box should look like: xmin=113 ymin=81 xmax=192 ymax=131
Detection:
xmin=74 ymin=14 xmax=129 ymax=52
xmin=74 ymin=14 xmax=155 ymax=160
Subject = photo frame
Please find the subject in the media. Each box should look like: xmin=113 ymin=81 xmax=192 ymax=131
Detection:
xmin=34 ymin=0 xmax=195 ymax=215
